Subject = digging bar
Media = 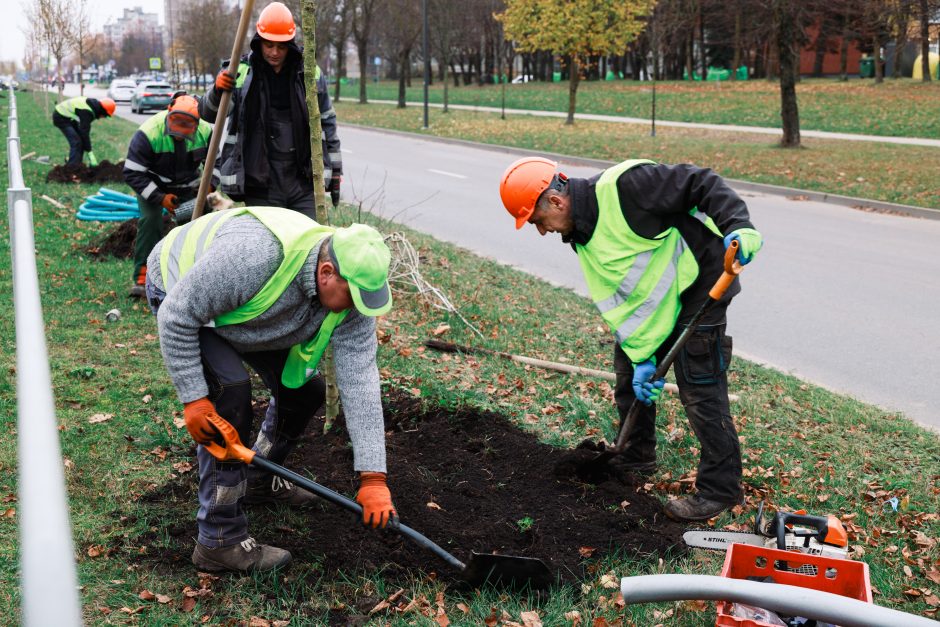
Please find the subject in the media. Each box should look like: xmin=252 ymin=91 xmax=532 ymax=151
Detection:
xmin=585 ymin=240 xmax=744 ymax=468
xmin=203 ymin=414 xmax=553 ymax=589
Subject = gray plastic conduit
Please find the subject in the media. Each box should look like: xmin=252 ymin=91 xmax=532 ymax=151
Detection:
xmin=620 ymin=574 xmax=938 ymax=627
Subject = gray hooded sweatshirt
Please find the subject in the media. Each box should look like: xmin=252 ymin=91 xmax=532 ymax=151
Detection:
xmin=147 ymin=214 xmax=386 ymax=473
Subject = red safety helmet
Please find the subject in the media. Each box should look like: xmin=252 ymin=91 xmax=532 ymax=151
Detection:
xmin=499 ymin=157 xmax=559 ymax=229
xmin=99 ymin=98 xmax=116 ymax=117
xmin=166 ymin=92 xmax=200 ymax=140
xmin=256 ymin=2 xmax=296 ymax=42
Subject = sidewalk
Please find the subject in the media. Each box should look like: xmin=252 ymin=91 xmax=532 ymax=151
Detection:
xmin=370 ymin=99 xmax=940 ymax=148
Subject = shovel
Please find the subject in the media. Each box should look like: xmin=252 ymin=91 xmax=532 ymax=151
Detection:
xmin=581 ymin=240 xmax=744 ymax=469
xmin=203 ymin=414 xmax=553 ymax=589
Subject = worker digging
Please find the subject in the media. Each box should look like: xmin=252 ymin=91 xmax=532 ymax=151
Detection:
xmin=50 ymin=95 xmax=116 ymax=168
xmin=499 ymin=156 xmax=763 ymax=522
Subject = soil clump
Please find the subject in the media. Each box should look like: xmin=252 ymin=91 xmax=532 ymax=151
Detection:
xmin=85 ymin=215 xmax=174 ymax=259
xmin=129 ymin=392 xmax=687 ymax=585
xmin=46 ymin=160 xmax=126 ymax=183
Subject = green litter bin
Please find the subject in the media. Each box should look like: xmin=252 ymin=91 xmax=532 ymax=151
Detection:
xmin=859 ymin=57 xmax=874 ymax=78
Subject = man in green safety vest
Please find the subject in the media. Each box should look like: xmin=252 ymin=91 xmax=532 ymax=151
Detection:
xmin=145 ymin=207 xmax=396 ymax=572
xmin=123 ymin=93 xmax=215 ymax=298
xmin=51 ymin=96 xmax=116 ymax=166
xmin=200 ymin=1 xmax=342 ymax=216
xmin=499 ymin=157 xmax=763 ymax=522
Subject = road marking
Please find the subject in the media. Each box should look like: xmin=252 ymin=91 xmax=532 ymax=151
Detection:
xmin=428 ymin=168 xmax=466 ymax=179
xmin=341 ymin=148 xmax=353 ymax=153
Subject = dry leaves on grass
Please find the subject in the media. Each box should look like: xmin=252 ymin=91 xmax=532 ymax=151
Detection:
xmin=88 ymin=413 xmax=113 ymax=424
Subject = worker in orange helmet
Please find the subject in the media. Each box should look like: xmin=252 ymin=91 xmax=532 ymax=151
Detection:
xmin=499 ymin=156 xmax=763 ymax=523
xmin=123 ymin=92 xmax=216 ymax=298
xmin=51 ymin=96 xmax=115 ymax=167
xmin=200 ymin=1 xmax=342 ymax=216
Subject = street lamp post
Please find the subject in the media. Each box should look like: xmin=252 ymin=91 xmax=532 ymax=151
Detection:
xmin=422 ymin=0 xmax=429 ymax=129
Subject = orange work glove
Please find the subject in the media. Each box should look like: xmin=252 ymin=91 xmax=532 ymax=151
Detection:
xmin=183 ymin=397 xmax=220 ymax=445
xmin=215 ymin=70 xmax=235 ymax=92
xmin=355 ymin=472 xmax=397 ymax=529
xmin=161 ymin=193 xmax=179 ymax=214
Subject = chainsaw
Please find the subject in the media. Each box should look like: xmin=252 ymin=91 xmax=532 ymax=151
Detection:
xmin=683 ymin=504 xmax=849 ymax=560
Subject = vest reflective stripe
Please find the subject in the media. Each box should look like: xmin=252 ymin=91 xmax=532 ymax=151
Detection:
xmin=54 ymin=97 xmax=93 ymax=121
xmin=576 ymin=159 xmax=699 ymax=363
xmin=158 ymin=207 xmax=349 ymax=387
xmin=690 ymin=207 xmax=723 ymax=237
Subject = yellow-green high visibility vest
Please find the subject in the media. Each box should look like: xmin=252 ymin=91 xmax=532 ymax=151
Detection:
xmin=575 ymin=159 xmax=700 ymax=363
xmin=160 ymin=207 xmax=349 ymax=388
xmin=54 ymin=97 xmax=93 ymax=121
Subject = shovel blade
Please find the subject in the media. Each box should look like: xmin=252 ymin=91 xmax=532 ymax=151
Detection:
xmin=462 ymin=552 xmax=553 ymax=589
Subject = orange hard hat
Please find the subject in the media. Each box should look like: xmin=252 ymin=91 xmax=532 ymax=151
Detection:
xmin=99 ymin=98 xmax=116 ymax=116
xmin=166 ymin=93 xmax=200 ymax=139
xmin=168 ymin=92 xmax=200 ymax=118
xmin=256 ymin=2 xmax=296 ymax=42
xmin=499 ymin=157 xmax=558 ymax=229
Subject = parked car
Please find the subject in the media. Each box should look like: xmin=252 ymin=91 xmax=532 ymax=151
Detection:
xmin=130 ymin=82 xmax=174 ymax=113
xmin=107 ymin=79 xmax=137 ymax=102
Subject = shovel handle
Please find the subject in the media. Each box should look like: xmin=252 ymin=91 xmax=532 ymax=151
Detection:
xmin=203 ymin=413 xmax=256 ymax=464
xmin=708 ymin=240 xmax=744 ymax=300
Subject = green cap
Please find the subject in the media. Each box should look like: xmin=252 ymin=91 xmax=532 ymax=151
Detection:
xmin=329 ymin=224 xmax=392 ymax=316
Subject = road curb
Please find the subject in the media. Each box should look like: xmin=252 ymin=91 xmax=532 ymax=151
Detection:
xmin=341 ymin=122 xmax=940 ymax=221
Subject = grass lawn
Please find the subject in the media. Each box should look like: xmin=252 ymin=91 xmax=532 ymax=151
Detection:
xmin=2 ymin=88 xmax=939 ymax=625
xmin=334 ymin=100 xmax=940 ymax=210
xmin=349 ymin=77 xmax=940 ymax=139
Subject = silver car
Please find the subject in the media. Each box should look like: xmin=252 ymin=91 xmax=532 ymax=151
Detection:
xmin=107 ymin=79 xmax=137 ymax=102
xmin=130 ymin=82 xmax=174 ymax=114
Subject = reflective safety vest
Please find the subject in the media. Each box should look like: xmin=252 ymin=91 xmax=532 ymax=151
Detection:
xmin=234 ymin=60 xmax=319 ymax=88
xmin=575 ymin=159 xmax=703 ymax=363
xmin=160 ymin=207 xmax=348 ymax=388
xmin=54 ymin=97 xmax=93 ymax=121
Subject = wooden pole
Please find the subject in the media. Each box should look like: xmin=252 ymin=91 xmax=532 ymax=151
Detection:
xmin=191 ymin=0 xmax=256 ymax=221
xmin=301 ymin=0 xmax=340 ymax=430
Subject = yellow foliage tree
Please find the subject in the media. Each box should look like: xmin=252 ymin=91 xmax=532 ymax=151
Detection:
xmin=496 ymin=0 xmax=654 ymax=124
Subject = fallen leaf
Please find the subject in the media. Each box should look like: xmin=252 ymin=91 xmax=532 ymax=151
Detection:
xmin=173 ymin=461 xmax=194 ymax=474
xmin=182 ymin=597 xmax=197 ymax=612
xmin=456 ymin=603 xmax=470 ymax=614
xmin=88 ymin=413 xmax=113 ymax=424
xmin=142 ymin=395 xmax=153 ymax=404
xmin=434 ymin=615 xmax=450 ymax=627
xmin=426 ymin=502 xmax=442 ymax=510
xmin=432 ymin=323 xmax=451 ymax=337
xmin=520 ymin=610 xmax=542 ymax=627
xmin=156 ymin=594 xmax=171 ymax=604
xmin=369 ymin=599 xmax=390 ymax=615
xmin=925 ymin=594 xmax=940 ymax=607
xmin=138 ymin=590 xmax=156 ymax=601
xmin=2 ymin=508 xmax=14 ymax=519
xmin=600 ymin=573 xmax=619 ymax=589
xmin=173 ymin=417 xmax=186 ymax=429
xmin=87 ymin=545 xmax=106 ymax=558
xmin=119 ymin=606 xmax=145 ymax=615
xmin=564 ymin=610 xmax=582 ymax=626
xmin=579 ymin=546 xmax=596 ymax=558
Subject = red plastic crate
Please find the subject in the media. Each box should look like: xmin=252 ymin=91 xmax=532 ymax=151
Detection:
xmin=714 ymin=543 xmax=872 ymax=627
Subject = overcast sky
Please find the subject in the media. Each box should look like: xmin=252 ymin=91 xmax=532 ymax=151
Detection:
xmin=6 ymin=0 xmax=166 ymax=66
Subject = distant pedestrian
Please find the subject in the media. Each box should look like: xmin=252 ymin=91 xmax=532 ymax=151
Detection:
xmin=51 ymin=96 xmax=115 ymax=167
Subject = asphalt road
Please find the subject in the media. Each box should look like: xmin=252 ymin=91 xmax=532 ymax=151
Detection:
xmin=61 ymin=84 xmax=940 ymax=429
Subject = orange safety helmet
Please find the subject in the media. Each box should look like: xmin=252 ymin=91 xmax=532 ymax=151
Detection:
xmin=499 ymin=157 xmax=559 ymax=229
xmin=256 ymin=2 xmax=296 ymax=42
xmin=99 ymin=97 xmax=117 ymax=117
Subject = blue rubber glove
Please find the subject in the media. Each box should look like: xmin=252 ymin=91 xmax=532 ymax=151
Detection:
xmin=723 ymin=228 xmax=763 ymax=265
xmin=632 ymin=359 xmax=665 ymax=406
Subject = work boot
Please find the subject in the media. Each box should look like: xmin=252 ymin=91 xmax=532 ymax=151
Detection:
xmin=609 ymin=453 xmax=657 ymax=476
xmin=244 ymin=475 xmax=317 ymax=508
xmin=664 ymin=495 xmax=735 ymax=522
xmin=128 ymin=265 xmax=146 ymax=298
xmin=191 ymin=537 xmax=291 ymax=573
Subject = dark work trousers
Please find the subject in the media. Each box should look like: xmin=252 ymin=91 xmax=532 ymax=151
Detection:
xmin=613 ymin=301 xmax=742 ymax=504
xmin=54 ymin=120 xmax=84 ymax=166
xmin=243 ymin=107 xmax=316 ymax=218
xmin=145 ymin=278 xmax=327 ymax=548
xmin=132 ymin=191 xmax=194 ymax=281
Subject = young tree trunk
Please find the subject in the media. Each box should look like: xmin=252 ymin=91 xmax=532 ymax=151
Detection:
xmin=839 ymin=19 xmax=849 ymax=82
xmin=732 ymin=6 xmax=742 ymax=80
xmin=698 ymin=1 xmax=707 ymax=78
xmin=397 ymin=48 xmax=408 ymax=107
xmin=357 ymin=45 xmax=369 ymax=103
xmin=565 ymin=55 xmax=580 ymax=125
xmin=919 ymin=0 xmax=931 ymax=82
xmin=301 ymin=0 xmax=339 ymax=425
xmin=775 ymin=0 xmax=800 ymax=147
xmin=873 ymin=36 xmax=883 ymax=84
xmin=443 ymin=61 xmax=449 ymax=112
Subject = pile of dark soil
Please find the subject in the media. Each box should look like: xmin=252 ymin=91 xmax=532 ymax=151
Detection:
xmin=131 ymin=392 xmax=686 ymax=585
xmin=85 ymin=215 xmax=174 ymax=259
xmin=46 ymin=159 xmax=126 ymax=183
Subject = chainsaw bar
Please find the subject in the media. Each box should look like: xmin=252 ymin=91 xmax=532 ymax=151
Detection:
xmin=683 ymin=530 xmax=766 ymax=551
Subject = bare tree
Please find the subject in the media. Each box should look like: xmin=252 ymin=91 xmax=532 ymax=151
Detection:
xmin=177 ymin=0 xmax=240 ymax=89
xmin=351 ymin=0 xmax=379 ymax=103
xmin=332 ymin=0 xmax=352 ymax=100
xmin=917 ymin=0 xmax=932 ymax=81
xmin=28 ymin=0 xmax=75 ymax=96
xmin=70 ymin=0 xmax=94 ymax=95
xmin=376 ymin=0 xmax=422 ymax=107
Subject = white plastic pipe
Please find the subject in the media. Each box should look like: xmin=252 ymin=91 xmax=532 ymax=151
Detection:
xmin=620 ymin=574 xmax=938 ymax=627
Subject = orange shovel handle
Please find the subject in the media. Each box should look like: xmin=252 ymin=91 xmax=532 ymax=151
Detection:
xmin=708 ymin=239 xmax=745 ymax=300
xmin=203 ymin=413 xmax=256 ymax=464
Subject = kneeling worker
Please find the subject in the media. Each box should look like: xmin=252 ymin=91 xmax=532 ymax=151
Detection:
xmin=499 ymin=157 xmax=763 ymax=522
xmin=52 ymin=96 xmax=115 ymax=167
xmin=146 ymin=207 xmax=396 ymax=572
xmin=123 ymin=93 xmax=214 ymax=298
